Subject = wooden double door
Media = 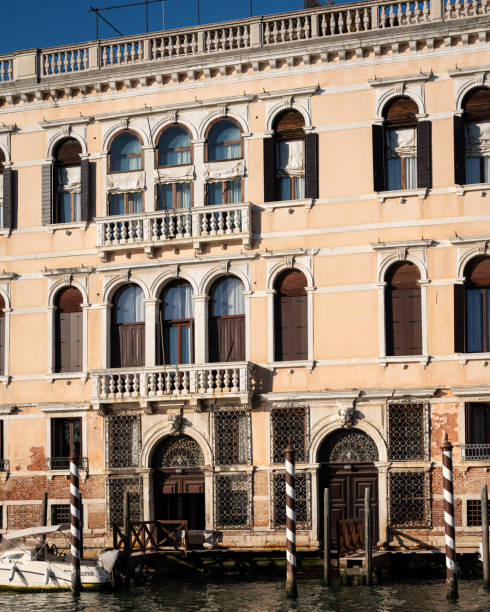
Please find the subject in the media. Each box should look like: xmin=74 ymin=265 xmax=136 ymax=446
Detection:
xmin=154 ymin=471 xmax=205 ymax=530
xmin=319 ymin=463 xmax=378 ymax=545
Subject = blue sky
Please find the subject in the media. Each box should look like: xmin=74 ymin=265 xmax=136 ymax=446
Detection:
xmin=0 ymin=0 xmax=335 ymax=54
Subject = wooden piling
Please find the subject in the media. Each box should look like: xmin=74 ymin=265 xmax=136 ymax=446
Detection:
xmin=123 ymin=490 xmax=131 ymax=571
xmin=441 ymin=433 xmax=458 ymax=601
xmin=324 ymin=488 xmax=331 ymax=586
xmin=284 ymin=442 xmax=297 ymax=598
xmin=364 ymin=487 xmax=373 ymax=586
xmin=69 ymin=453 xmax=81 ymax=593
xmin=482 ymin=484 xmax=489 ymax=589
xmin=79 ymin=493 xmax=84 ymax=561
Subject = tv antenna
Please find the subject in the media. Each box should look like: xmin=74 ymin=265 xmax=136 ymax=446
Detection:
xmin=89 ymin=0 xmax=166 ymax=39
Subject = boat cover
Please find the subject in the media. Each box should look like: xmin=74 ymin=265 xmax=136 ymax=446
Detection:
xmin=2 ymin=523 xmax=71 ymax=540
xmin=99 ymin=549 xmax=119 ymax=573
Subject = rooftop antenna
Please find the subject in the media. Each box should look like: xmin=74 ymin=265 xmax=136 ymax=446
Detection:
xmin=89 ymin=0 xmax=165 ymax=40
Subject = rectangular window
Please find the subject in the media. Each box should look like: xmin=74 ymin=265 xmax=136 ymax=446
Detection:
xmin=463 ymin=403 xmax=490 ymax=460
xmin=157 ymin=183 xmax=191 ymax=209
xmin=50 ymin=418 xmax=81 ymax=470
xmin=214 ymin=409 xmax=251 ymax=466
xmin=387 ymin=400 xmax=429 ymax=461
xmin=466 ymin=157 xmax=490 ymax=185
xmin=51 ymin=504 xmax=70 ymax=525
xmin=109 ymin=192 xmax=143 ymax=215
xmin=270 ymin=405 xmax=308 ymax=464
xmin=207 ymin=180 xmax=242 ymax=205
xmin=107 ymin=476 xmax=143 ymax=527
xmin=466 ymin=287 xmax=490 ymax=353
xmin=106 ymin=413 xmax=141 ymax=469
xmin=272 ymin=472 xmax=310 ymax=529
xmin=58 ymin=192 xmax=81 ymax=223
xmin=214 ymin=473 xmax=252 ymax=529
xmin=466 ymin=499 xmax=490 ymax=527
xmin=389 ymin=471 xmax=430 ymax=528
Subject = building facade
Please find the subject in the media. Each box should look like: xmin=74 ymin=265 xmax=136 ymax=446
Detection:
xmin=0 ymin=0 xmax=489 ymax=551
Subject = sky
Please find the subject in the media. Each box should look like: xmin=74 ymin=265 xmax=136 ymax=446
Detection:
xmin=0 ymin=0 xmax=339 ymax=55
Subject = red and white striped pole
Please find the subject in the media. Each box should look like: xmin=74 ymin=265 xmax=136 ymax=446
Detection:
xmin=70 ymin=452 xmax=81 ymax=593
xmin=441 ymin=432 xmax=458 ymax=600
xmin=285 ymin=441 xmax=297 ymax=598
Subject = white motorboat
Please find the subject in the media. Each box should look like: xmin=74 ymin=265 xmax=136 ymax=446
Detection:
xmin=0 ymin=523 xmax=119 ymax=590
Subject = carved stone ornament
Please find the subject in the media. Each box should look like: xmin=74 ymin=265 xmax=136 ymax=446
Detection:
xmin=285 ymin=256 xmax=295 ymax=268
xmin=338 ymin=403 xmax=355 ymax=428
xmin=218 ymin=105 xmax=228 ymax=117
xmin=282 ymin=96 xmax=293 ymax=109
xmin=168 ymin=412 xmax=191 ymax=436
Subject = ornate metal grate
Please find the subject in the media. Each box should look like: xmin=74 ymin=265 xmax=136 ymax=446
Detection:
xmin=46 ymin=457 xmax=88 ymax=471
xmin=106 ymin=476 xmax=143 ymax=527
xmin=271 ymin=471 xmax=310 ymax=529
xmin=270 ymin=403 xmax=309 ymax=464
xmin=461 ymin=444 xmax=490 ymax=461
xmin=105 ymin=413 xmax=141 ymax=469
xmin=318 ymin=429 xmax=379 ymax=463
xmin=466 ymin=499 xmax=490 ymax=527
xmin=51 ymin=504 xmax=70 ymax=525
xmin=387 ymin=399 xmax=429 ymax=461
xmin=214 ymin=408 xmax=251 ymax=466
xmin=153 ymin=434 xmax=204 ymax=468
xmin=389 ymin=471 xmax=431 ymax=528
xmin=214 ymin=473 xmax=252 ymax=529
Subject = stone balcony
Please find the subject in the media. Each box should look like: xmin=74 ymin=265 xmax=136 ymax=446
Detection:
xmin=91 ymin=361 xmax=254 ymax=409
xmin=95 ymin=203 xmax=252 ymax=260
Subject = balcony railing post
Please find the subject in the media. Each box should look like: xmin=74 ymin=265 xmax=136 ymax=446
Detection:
xmin=197 ymin=31 xmax=205 ymax=54
xmin=250 ymin=20 xmax=263 ymax=47
xmin=143 ymin=39 xmax=151 ymax=61
xmin=88 ymin=43 xmax=100 ymax=70
xmin=432 ymin=0 xmax=444 ymax=20
xmin=371 ymin=5 xmax=380 ymax=29
xmin=310 ymin=12 xmax=319 ymax=38
xmin=13 ymin=48 xmax=39 ymax=83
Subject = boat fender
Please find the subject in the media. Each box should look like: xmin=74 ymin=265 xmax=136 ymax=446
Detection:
xmin=8 ymin=564 xmax=17 ymax=582
xmin=44 ymin=566 xmax=52 ymax=585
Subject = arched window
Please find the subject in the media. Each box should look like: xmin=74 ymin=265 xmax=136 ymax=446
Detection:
xmin=160 ymin=280 xmax=194 ymax=365
xmin=456 ymin=88 xmax=490 ymax=185
xmin=54 ymin=138 xmax=82 ymax=223
xmin=274 ymin=269 xmax=307 ymax=361
xmin=456 ymin=256 xmax=490 ymax=353
xmin=55 ymin=287 xmax=83 ymax=373
xmin=0 ymin=294 xmax=5 ymax=375
xmin=158 ymin=125 xmax=191 ymax=166
xmin=385 ymin=262 xmax=422 ymax=356
xmin=109 ymin=131 xmax=142 ymax=172
xmin=206 ymin=119 xmax=242 ymax=162
xmin=111 ymin=284 xmax=145 ymax=368
xmin=372 ymin=97 xmax=431 ymax=192
xmin=274 ymin=110 xmax=305 ymax=201
xmin=209 ymin=276 xmax=245 ymax=362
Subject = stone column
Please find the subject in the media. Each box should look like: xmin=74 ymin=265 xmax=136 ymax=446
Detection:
xmin=193 ymin=294 xmax=208 ymax=363
xmin=266 ymin=289 xmax=276 ymax=363
xmin=47 ymin=305 xmax=55 ymax=374
xmin=144 ymin=298 xmax=159 ymax=367
xmin=100 ymin=302 xmax=112 ymax=369
xmin=143 ymin=145 xmax=156 ymax=212
xmin=376 ymin=461 xmax=389 ymax=544
xmin=192 ymin=140 xmax=206 ymax=208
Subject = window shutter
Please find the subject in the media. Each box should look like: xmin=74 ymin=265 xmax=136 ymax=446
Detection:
xmin=372 ymin=124 xmax=386 ymax=192
xmin=263 ymin=138 xmax=276 ymax=202
xmin=41 ymin=163 xmax=53 ymax=225
xmin=80 ymin=158 xmax=90 ymax=222
xmin=2 ymin=167 xmax=12 ymax=230
xmin=465 ymin=403 xmax=471 ymax=444
xmin=453 ymin=115 xmax=466 ymax=185
xmin=0 ymin=317 xmax=5 ymax=375
xmin=454 ymin=283 xmax=466 ymax=353
xmin=417 ymin=121 xmax=432 ymax=189
xmin=305 ymin=132 xmax=319 ymax=199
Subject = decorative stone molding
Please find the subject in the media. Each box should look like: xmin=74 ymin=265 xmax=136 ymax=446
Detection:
xmin=38 ymin=402 xmax=92 ymax=413
xmin=449 ymin=234 xmax=490 ymax=278
xmin=337 ymin=402 xmax=356 ymax=429
xmin=374 ymin=80 xmax=426 ymax=120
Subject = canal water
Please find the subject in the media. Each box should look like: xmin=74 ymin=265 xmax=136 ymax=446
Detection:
xmin=0 ymin=578 xmax=488 ymax=611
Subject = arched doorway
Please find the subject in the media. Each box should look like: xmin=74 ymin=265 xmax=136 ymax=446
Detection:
xmin=318 ymin=429 xmax=379 ymax=545
xmin=152 ymin=435 xmax=205 ymax=530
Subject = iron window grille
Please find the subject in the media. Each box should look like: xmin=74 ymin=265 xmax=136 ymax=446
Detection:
xmin=387 ymin=398 xmax=430 ymax=461
xmin=106 ymin=475 xmax=143 ymax=528
xmin=388 ymin=471 xmax=431 ymax=528
xmin=271 ymin=471 xmax=311 ymax=529
xmin=466 ymin=499 xmax=490 ymax=527
xmin=153 ymin=434 xmax=204 ymax=468
xmin=46 ymin=457 xmax=88 ymax=471
xmin=214 ymin=473 xmax=253 ymax=529
xmin=51 ymin=504 xmax=71 ymax=525
xmin=105 ymin=412 xmax=141 ymax=469
xmin=317 ymin=428 xmax=379 ymax=463
xmin=214 ymin=408 xmax=251 ymax=466
xmin=270 ymin=403 xmax=309 ymax=464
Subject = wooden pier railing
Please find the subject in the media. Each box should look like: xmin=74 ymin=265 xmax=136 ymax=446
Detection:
xmin=113 ymin=520 xmax=188 ymax=554
xmin=337 ymin=518 xmax=364 ymax=556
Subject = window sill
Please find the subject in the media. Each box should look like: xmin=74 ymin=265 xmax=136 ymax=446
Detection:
xmin=263 ymin=198 xmax=314 ymax=213
xmin=457 ymin=352 xmax=490 ymax=366
xmin=457 ymin=182 xmax=490 ymax=196
xmin=46 ymin=221 xmax=88 ymax=234
xmin=376 ymin=188 xmax=428 ymax=203
xmin=267 ymin=360 xmax=315 ymax=372
xmin=378 ymin=355 xmax=429 ymax=368
xmin=0 ymin=228 xmax=10 ymax=237
xmin=46 ymin=372 xmax=88 ymax=383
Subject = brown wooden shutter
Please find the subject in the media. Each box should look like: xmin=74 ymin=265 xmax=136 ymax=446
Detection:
xmin=305 ymin=133 xmax=319 ymax=199
xmin=465 ymin=403 xmax=471 ymax=444
xmin=0 ymin=317 xmax=5 ymax=375
xmin=275 ymin=270 xmax=308 ymax=360
xmin=119 ymin=322 xmax=145 ymax=367
xmin=2 ymin=167 xmax=12 ymax=230
xmin=58 ymin=287 xmax=83 ymax=312
xmin=80 ymin=158 xmax=90 ymax=222
xmin=55 ymin=138 xmax=82 ymax=166
xmin=453 ymin=115 xmax=466 ymax=185
xmin=386 ymin=263 xmax=421 ymax=356
xmin=454 ymin=283 xmax=466 ymax=353
xmin=384 ymin=97 xmax=418 ymax=127
xmin=372 ymin=124 xmax=386 ymax=192
xmin=56 ymin=288 xmax=83 ymax=372
xmin=463 ymin=88 xmax=490 ymax=122
xmin=210 ymin=315 xmax=245 ymax=362
xmin=274 ymin=110 xmax=305 ymax=138
xmin=466 ymin=256 xmax=490 ymax=286
xmin=41 ymin=163 xmax=53 ymax=225
xmin=263 ymin=137 xmax=276 ymax=202
xmin=417 ymin=121 xmax=432 ymax=189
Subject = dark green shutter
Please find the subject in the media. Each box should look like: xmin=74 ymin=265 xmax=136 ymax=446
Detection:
xmin=41 ymin=163 xmax=53 ymax=225
xmin=2 ymin=167 xmax=13 ymax=230
xmin=80 ymin=158 xmax=90 ymax=222
xmin=454 ymin=283 xmax=466 ymax=353
xmin=304 ymin=132 xmax=319 ymax=199
xmin=453 ymin=115 xmax=466 ymax=185
xmin=417 ymin=121 xmax=432 ymax=189
xmin=372 ymin=124 xmax=386 ymax=192
xmin=263 ymin=137 xmax=276 ymax=202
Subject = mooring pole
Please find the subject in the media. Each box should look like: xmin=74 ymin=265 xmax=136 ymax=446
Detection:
xmin=482 ymin=484 xmax=489 ymax=589
xmin=324 ymin=487 xmax=331 ymax=586
xmin=285 ymin=441 xmax=297 ymax=598
xmin=441 ymin=432 xmax=458 ymax=600
xmin=123 ymin=490 xmax=131 ymax=573
xmin=70 ymin=452 xmax=81 ymax=593
xmin=364 ymin=487 xmax=373 ymax=585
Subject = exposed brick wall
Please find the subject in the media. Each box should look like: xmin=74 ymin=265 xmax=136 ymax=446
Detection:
xmin=0 ymin=474 xmax=106 ymax=502
xmin=7 ymin=504 xmax=42 ymax=529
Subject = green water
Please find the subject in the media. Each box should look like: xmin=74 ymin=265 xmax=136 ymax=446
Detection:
xmin=0 ymin=578 xmax=488 ymax=611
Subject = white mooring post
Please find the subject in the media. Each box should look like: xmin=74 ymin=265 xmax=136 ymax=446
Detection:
xmin=441 ymin=433 xmax=458 ymax=600
xmin=70 ymin=451 xmax=81 ymax=593
xmin=285 ymin=441 xmax=297 ymax=598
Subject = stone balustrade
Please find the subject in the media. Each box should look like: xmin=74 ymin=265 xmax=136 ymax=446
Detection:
xmin=91 ymin=362 xmax=253 ymax=403
xmin=95 ymin=203 xmax=252 ymax=259
xmin=0 ymin=0 xmax=484 ymax=86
